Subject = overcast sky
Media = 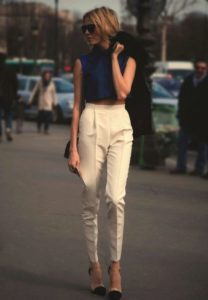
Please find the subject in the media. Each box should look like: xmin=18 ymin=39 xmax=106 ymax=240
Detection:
xmin=25 ymin=0 xmax=122 ymax=18
xmin=24 ymin=0 xmax=208 ymax=19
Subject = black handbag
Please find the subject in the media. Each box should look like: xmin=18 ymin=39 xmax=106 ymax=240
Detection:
xmin=110 ymin=31 xmax=153 ymax=138
xmin=64 ymin=140 xmax=83 ymax=179
xmin=64 ymin=138 xmax=79 ymax=159
xmin=64 ymin=140 xmax=70 ymax=159
xmin=64 ymin=95 xmax=84 ymax=159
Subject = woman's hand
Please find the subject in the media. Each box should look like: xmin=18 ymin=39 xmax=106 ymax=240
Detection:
xmin=68 ymin=150 xmax=80 ymax=172
xmin=112 ymin=42 xmax=125 ymax=57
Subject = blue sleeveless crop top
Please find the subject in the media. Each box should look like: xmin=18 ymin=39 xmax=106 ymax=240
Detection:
xmin=79 ymin=46 xmax=129 ymax=102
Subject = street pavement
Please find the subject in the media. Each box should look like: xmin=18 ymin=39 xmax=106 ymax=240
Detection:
xmin=0 ymin=121 xmax=208 ymax=300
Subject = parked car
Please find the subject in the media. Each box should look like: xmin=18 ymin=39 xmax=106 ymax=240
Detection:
xmin=61 ymin=73 xmax=74 ymax=84
xmin=152 ymin=81 xmax=178 ymax=133
xmin=150 ymin=81 xmax=179 ymax=163
xmin=17 ymin=75 xmax=178 ymax=131
xmin=153 ymin=61 xmax=193 ymax=81
xmin=152 ymin=77 xmax=182 ymax=97
xmin=131 ymin=82 xmax=179 ymax=167
xmin=17 ymin=75 xmax=74 ymax=123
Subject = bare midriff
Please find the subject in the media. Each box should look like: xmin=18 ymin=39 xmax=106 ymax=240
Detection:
xmin=89 ymin=98 xmax=125 ymax=105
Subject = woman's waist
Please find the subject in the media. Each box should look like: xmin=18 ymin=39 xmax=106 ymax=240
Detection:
xmin=85 ymin=100 xmax=125 ymax=110
xmin=87 ymin=98 xmax=125 ymax=105
xmin=38 ymin=99 xmax=53 ymax=109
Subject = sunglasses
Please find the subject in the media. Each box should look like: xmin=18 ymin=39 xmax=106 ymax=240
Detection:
xmin=81 ymin=24 xmax=96 ymax=34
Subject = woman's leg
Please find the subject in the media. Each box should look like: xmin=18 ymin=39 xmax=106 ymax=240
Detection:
xmin=105 ymin=108 xmax=133 ymax=295
xmin=4 ymin=108 xmax=13 ymax=141
xmin=176 ymin=127 xmax=190 ymax=172
xmin=105 ymin=121 xmax=133 ymax=262
xmin=195 ymin=142 xmax=206 ymax=175
xmin=44 ymin=111 xmax=52 ymax=134
xmin=37 ymin=110 xmax=43 ymax=132
xmin=78 ymin=106 xmax=107 ymax=263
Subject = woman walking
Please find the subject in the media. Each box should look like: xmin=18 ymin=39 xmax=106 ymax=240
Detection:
xmin=29 ymin=70 xmax=57 ymax=134
xmin=68 ymin=7 xmax=138 ymax=299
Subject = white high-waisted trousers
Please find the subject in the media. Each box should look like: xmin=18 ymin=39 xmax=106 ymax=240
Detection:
xmin=78 ymin=103 xmax=133 ymax=263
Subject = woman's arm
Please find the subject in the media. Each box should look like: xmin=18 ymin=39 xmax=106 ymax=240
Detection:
xmin=112 ymin=43 xmax=136 ymax=101
xmin=68 ymin=58 xmax=82 ymax=169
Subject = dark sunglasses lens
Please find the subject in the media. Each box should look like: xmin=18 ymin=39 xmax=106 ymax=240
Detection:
xmin=81 ymin=24 xmax=95 ymax=34
xmin=88 ymin=24 xmax=95 ymax=33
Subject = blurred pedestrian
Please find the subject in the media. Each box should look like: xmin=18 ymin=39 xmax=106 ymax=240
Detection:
xmin=171 ymin=59 xmax=208 ymax=176
xmin=191 ymin=60 xmax=208 ymax=178
xmin=15 ymin=95 xmax=24 ymax=134
xmin=202 ymin=146 xmax=208 ymax=179
xmin=28 ymin=70 xmax=57 ymax=134
xmin=67 ymin=6 xmax=152 ymax=300
xmin=0 ymin=51 xmax=18 ymax=142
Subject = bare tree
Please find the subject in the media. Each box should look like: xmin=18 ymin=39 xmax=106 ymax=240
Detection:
xmin=159 ymin=0 xmax=201 ymax=62
xmin=168 ymin=12 xmax=208 ymax=61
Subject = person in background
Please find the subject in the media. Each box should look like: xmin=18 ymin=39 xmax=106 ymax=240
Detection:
xmin=0 ymin=51 xmax=18 ymax=142
xmin=171 ymin=59 xmax=208 ymax=176
xmin=28 ymin=70 xmax=57 ymax=134
xmin=190 ymin=60 xmax=208 ymax=178
xmin=15 ymin=94 xmax=25 ymax=134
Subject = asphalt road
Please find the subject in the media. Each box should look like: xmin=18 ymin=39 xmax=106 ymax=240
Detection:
xmin=0 ymin=122 xmax=208 ymax=300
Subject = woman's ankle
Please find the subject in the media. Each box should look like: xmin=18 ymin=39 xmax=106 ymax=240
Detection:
xmin=90 ymin=261 xmax=101 ymax=270
xmin=110 ymin=261 xmax=121 ymax=271
xmin=89 ymin=261 xmax=104 ymax=289
xmin=109 ymin=261 xmax=122 ymax=292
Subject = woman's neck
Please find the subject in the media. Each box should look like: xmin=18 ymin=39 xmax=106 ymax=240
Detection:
xmin=98 ymin=39 xmax=110 ymax=50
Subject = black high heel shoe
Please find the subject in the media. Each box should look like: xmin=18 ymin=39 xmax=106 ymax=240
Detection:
xmin=108 ymin=266 xmax=122 ymax=300
xmin=108 ymin=290 xmax=122 ymax=300
xmin=88 ymin=267 xmax=106 ymax=296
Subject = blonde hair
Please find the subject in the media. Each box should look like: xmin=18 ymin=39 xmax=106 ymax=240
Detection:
xmin=83 ymin=7 xmax=120 ymax=38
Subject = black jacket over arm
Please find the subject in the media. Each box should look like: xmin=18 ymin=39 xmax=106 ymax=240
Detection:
xmin=111 ymin=31 xmax=153 ymax=139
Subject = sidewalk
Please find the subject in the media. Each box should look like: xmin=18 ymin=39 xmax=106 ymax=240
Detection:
xmin=0 ymin=122 xmax=208 ymax=300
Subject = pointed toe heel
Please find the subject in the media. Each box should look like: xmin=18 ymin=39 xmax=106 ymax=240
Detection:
xmin=88 ymin=267 xmax=106 ymax=296
xmin=108 ymin=266 xmax=122 ymax=300
xmin=93 ymin=285 xmax=106 ymax=296
xmin=108 ymin=289 xmax=122 ymax=300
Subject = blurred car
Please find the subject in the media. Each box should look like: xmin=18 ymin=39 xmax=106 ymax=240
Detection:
xmin=61 ymin=73 xmax=74 ymax=84
xmin=152 ymin=81 xmax=178 ymax=133
xmin=152 ymin=77 xmax=182 ymax=97
xmin=131 ymin=82 xmax=179 ymax=167
xmin=153 ymin=61 xmax=193 ymax=81
xmin=17 ymin=75 xmax=74 ymax=123
xmin=17 ymin=75 xmax=178 ymax=131
xmin=150 ymin=81 xmax=179 ymax=162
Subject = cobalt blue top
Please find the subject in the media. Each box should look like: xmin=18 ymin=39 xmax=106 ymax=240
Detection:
xmin=79 ymin=45 xmax=129 ymax=102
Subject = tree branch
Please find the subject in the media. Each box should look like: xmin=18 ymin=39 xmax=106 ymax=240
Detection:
xmin=163 ymin=0 xmax=199 ymax=19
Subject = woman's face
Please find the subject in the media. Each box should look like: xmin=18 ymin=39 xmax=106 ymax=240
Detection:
xmin=43 ymin=72 xmax=51 ymax=81
xmin=82 ymin=18 xmax=101 ymax=45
